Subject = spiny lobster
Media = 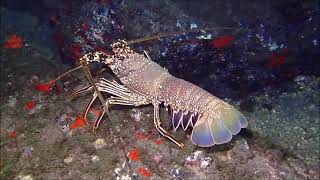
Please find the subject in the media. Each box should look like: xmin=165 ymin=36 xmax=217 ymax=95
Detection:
xmin=64 ymin=38 xmax=248 ymax=148
xmin=49 ymin=29 xmax=248 ymax=148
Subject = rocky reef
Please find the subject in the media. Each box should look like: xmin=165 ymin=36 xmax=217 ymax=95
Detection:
xmin=1 ymin=0 xmax=319 ymax=179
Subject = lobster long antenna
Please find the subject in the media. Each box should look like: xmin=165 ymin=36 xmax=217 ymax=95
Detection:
xmin=45 ymin=65 xmax=82 ymax=84
xmin=127 ymin=27 xmax=239 ymax=45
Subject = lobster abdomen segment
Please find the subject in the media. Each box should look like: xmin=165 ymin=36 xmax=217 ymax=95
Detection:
xmin=158 ymin=77 xmax=213 ymax=112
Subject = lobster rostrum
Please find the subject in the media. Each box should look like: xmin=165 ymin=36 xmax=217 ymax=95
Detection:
xmin=70 ymin=39 xmax=248 ymax=148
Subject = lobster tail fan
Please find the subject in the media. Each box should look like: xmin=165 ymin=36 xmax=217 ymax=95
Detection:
xmin=191 ymin=105 xmax=248 ymax=147
xmin=190 ymin=116 xmax=215 ymax=146
xmin=220 ymin=107 xmax=247 ymax=135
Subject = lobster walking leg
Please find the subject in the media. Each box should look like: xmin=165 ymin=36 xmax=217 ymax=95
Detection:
xmin=97 ymin=78 xmax=151 ymax=106
xmin=80 ymin=60 xmax=113 ymax=122
xmin=75 ymin=78 xmax=151 ymax=130
xmin=70 ymin=84 xmax=110 ymax=131
xmin=71 ymin=85 xmax=96 ymax=120
xmin=83 ymin=92 xmax=98 ymax=123
xmin=88 ymin=77 xmax=185 ymax=148
xmin=71 ymin=77 xmax=142 ymax=130
xmin=93 ymin=99 xmax=108 ymax=132
xmin=70 ymin=85 xmax=101 ymax=123
xmin=93 ymin=96 xmax=150 ymax=130
xmin=107 ymin=97 xmax=145 ymax=106
xmin=153 ymin=103 xmax=185 ymax=148
xmin=70 ymin=85 xmax=94 ymax=98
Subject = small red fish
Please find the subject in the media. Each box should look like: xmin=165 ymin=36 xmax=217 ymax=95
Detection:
xmin=209 ymin=35 xmax=235 ymax=48
xmin=267 ymin=48 xmax=289 ymax=68
xmin=82 ymin=22 xmax=89 ymax=30
xmin=3 ymin=34 xmax=24 ymax=49
xmin=137 ymin=167 xmax=151 ymax=177
xmin=26 ymin=100 xmax=36 ymax=110
xmin=8 ymin=130 xmax=17 ymax=138
xmin=70 ymin=116 xmax=87 ymax=130
xmin=34 ymin=81 xmax=56 ymax=93
xmin=128 ymin=148 xmax=140 ymax=161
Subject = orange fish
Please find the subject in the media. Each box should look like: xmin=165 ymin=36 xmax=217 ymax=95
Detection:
xmin=26 ymin=100 xmax=36 ymax=110
xmin=34 ymin=81 xmax=56 ymax=93
xmin=137 ymin=167 xmax=151 ymax=177
xmin=128 ymin=148 xmax=140 ymax=161
xmin=70 ymin=116 xmax=87 ymax=130
xmin=3 ymin=34 xmax=24 ymax=49
xmin=209 ymin=35 xmax=235 ymax=48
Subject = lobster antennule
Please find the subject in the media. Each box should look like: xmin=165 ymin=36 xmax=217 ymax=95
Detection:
xmin=191 ymin=106 xmax=247 ymax=147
